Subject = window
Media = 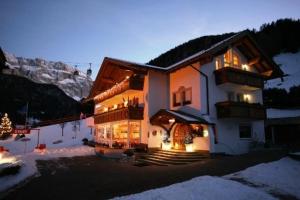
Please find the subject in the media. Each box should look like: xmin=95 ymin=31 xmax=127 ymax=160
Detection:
xmin=173 ymin=86 xmax=192 ymax=107
xmin=227 ymin=92 xmax=235 ymax=101
xmin=183 ymin=87 xmax=192 ymax=105
xmin=173 ymin=92 xmax=181 ymax=107
xmin=236 ymin=93 xmax=243 ymax=102
xmin=215 ymin=58 xmax=221 ymax=70
xmin=224 ymin=50 xmax=231 ymax=67
xmin=239 ymin=124 xmax=252 ymax=139
xmin=233 ymin=53 xmax=240 ymax=67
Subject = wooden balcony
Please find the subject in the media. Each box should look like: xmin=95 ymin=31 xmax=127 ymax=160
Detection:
xmin=215 ymin=101 xmax=266 ymax=120
xmin=214 ymin=67 xmax=265 ymax=89
xmin=95 ymin=76 xmax=144 ymax=103
xmin=94 ymin=107 xmax=144 ymax=124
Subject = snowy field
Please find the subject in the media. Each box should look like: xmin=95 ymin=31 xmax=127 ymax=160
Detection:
xmin=266 ymin=51 xmax=300 ymax=90
xmin=0 ymin=118 xmax=95 ymax=192
xmin=113 ymin=157 xmax=300 ymax=200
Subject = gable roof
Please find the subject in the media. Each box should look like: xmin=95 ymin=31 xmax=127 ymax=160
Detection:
xmin=88 ymin=30 xmax=283 ymax=99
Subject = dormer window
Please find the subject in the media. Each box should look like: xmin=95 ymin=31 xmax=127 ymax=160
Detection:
xmin=221 ymin=49 xmax=241 ymax=68
xmin=224 ymin=51 xmax=231 ymax=67
xmin=233 ymin=53 xmax=240 ymax=67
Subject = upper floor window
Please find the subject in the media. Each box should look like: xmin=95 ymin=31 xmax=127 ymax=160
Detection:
xmin=224 ymin=51 xmax=231 ymax=67
xmin=173 ymin=86 xmax=192 ymax=107
xmin=233 ymin=53 xmax=240 ymax=67
xmin=227 ymin=92 xmax=252 ymax=103
xmin=220 ymin=49 xmax=241 ymax=69
xmin=215 ymin=58 xmax=221 ymax=70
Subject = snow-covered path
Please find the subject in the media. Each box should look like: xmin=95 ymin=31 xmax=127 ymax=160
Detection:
xmin=113 ymin=157 xmax=300 ymax=200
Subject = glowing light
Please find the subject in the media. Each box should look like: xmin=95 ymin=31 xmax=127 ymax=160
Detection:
xmin=103 ymin=107 xmax=108 ymax=112
xmin=124 ymin=100 xmax=128 ymax=107
xmin=168 ymin=118 xmax=175 ymax=123
xmin=95 ymin=104 xmax=101 ymax=109
xmin=174 ymin=143 xmax=179 ymax=149
xmin=0 ymin=153 xmax=17 ymax=165
xmin=203 ymin=130 xmax=209 ymax=137
xmin=162 ymin=142 xmax=172 ymax=151
xmin=126 ymin=76 xmax=130 ymax=79
xmin=243 ymin=94 xmax=251 ymax=103
xmin=242 ymin=64 xmax=249 ymax=71
xmin=113 ymin=104 xmax=118 ymax=109
xmin=185 ymin=143 xmax=194 ymax=152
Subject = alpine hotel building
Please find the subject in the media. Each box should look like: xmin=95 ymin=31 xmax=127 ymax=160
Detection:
xmin=87 ymin=31 xmax=283 ymax=155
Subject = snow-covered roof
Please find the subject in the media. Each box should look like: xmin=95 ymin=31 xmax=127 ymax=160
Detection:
xmin=106 ymin=57 xmax=167 ymax=71
xmin=167 ymin=110 xmax=200 ymax=121
xmin=267 ymin=108 xmax=300 ymax=119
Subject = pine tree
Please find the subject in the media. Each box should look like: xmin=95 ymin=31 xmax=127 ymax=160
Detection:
xmin=0 ymin=113 xmax=13 ymax=139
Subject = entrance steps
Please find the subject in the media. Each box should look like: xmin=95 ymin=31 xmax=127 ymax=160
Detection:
xmin=137 ymin=150 xmax=210 ymax=166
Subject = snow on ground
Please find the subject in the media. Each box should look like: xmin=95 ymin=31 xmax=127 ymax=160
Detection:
xmin=0 ymin=146 xmax=94 ymax=192
xmin=0 ymin=118 xmax=93 ymax=155
xmin=114 ymin=176 xmax=275 ymax=200
xmin=266 ymin=51 xmax=300 ymax=91
xmin=226 ymin=157 xmax=300 ymax=199
xmin=114 ymin=157 xmax=300 ymax=200
xmin=0 ymin=117 xmax=95 ymax=192
xmin=267 ymin=108 xmax=300 ymax=118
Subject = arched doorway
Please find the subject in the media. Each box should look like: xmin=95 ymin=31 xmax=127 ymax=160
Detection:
xmin=173 ymin=123 xmax=192 ymax=150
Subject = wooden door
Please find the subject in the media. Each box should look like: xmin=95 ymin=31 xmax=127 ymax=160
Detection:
xmin=173 ymin=124 xmax=191 ymax=150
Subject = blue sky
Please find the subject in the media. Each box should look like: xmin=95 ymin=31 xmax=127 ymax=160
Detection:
xmin=1 ymin=0 xmax=300 ymax=79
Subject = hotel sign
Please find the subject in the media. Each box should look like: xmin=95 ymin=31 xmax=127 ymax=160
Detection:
xmin=13 ymin=129 xmax=31 ymax=134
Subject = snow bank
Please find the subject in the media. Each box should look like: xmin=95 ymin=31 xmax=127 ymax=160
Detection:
xmin=226 ymin=157 xmax=300 ymax=198
xmin=113 ymin=176 xmax=275 ymax=200
xmin=0 ymin=146 xmax=94 ymax=192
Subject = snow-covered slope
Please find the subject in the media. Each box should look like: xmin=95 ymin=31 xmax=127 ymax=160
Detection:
xmin=3 ymin=51 xmax=93 ymax=101
xmin=265 ymin=51 xmax=300 ymax=90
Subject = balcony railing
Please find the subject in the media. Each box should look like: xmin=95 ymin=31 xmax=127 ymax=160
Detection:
xmin=215 ymin=101 xmax=266 ymax=120
xmin=94 ymin=76 xmax=144 ymax=103
xmin=214 ymin=67 xmax=265 ymax=89
xmin=94 ymin=107 xmax=144 ymax=124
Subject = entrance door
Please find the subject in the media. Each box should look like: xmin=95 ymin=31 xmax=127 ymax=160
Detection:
xmin=173 ymin=124 xmax=191 ymax=150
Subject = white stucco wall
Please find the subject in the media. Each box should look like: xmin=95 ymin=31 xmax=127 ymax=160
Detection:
xmin=143 ymin=70 xmax=169 ymax=147
xmin=169 ymin=64 xmax=202 ymax=116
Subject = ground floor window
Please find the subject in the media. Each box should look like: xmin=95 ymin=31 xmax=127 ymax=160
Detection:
xmin=95 ymin=120 xmax=141 ymax=148
xmin=239 ymin=124 xmax=252 ymax=139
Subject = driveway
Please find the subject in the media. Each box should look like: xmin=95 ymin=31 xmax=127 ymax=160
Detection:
xmin=2 ymin=149 xmax=287 ymax=200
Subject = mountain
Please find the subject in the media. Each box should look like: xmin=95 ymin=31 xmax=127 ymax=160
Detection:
xmin=3 ymin=51 xmax=93 ymax=101
xmin=0 ymin=73 xmax=81 ymax=125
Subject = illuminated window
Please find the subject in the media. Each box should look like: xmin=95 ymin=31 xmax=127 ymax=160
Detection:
xmin=224 ymin=50 xmax=231 ymax=67
xmin=215 ymin=58 xmax=221 ymax=70
xmin=233 ymin=53 xmax=240 ymax=67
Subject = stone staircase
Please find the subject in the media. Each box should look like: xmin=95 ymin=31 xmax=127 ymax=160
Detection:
xmin=137 ymin=150 xmax=210 ymax=166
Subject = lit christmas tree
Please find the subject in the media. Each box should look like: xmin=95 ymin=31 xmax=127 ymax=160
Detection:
xmin=0 ymin=113 xmax=13 ymax=139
